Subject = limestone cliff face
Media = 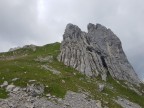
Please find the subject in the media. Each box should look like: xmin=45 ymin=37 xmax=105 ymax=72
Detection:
xmin=58 ymin=23 xmax=141 ymax=84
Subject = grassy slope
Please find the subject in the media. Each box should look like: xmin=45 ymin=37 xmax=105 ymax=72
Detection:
xmin=0 ymin=42 xmax=144 ymax=108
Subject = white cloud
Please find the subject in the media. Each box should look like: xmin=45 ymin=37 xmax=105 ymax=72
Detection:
xmin=0 ymin=0 xmax=143 ymax=80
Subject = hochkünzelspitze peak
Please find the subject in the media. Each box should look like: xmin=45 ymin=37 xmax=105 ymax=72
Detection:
xmin=58 ymin=23 xmax=141 ymax=85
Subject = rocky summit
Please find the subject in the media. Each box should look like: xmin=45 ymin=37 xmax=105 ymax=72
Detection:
xmin=58 ymin=23 xmax=141 ymax=84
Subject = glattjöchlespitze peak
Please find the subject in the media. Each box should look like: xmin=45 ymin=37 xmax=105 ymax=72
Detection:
xmin=58 ymin=23 xmax=141 ymax=84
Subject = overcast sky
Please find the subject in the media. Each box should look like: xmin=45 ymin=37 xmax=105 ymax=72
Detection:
xmin=0 ymin=0 xmax=143 ymax=81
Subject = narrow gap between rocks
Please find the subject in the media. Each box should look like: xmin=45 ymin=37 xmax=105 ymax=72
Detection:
xmin=100 ymin=56 xmax=110 ymax=75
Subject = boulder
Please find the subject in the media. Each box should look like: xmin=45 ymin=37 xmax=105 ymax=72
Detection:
xmin=98 ymin=84 xmax=105 ymax=92
xmin=12 ymin=78 xmax=19 ymax=82
xmin=1 ymin=81 xmax=8 ymax=88
xmin=26 ymin=84 xmax=44 ymax=97
xmin=6 ymin=85 xmax=15 ymax=92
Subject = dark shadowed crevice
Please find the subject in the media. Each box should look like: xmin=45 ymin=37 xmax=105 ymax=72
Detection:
xmin=100 ymin=56 xmax=110 ymax=76
xmin=86 ymin=46 xmax=93 ymax=52
xmin=100 ymin=56 xmax=108 ymax=70
xmin=86 ymin=36 xmax=90 ymax=45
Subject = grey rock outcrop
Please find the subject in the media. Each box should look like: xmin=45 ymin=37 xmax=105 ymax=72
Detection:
xmin=0 ymin=87 xmax=102 ymax=108
xmin=41 ymin=65 xmax=61 ymax=75
xmin=0 ymin=81 xmax=8 ymax=88
xmin=6 ymin=85 xmax=15 ymax=92
xmin=58 ymin=23 xmax=141 ymax=84
xmin=26 ymin=84 xmax=44 ymax=97
xmin=98 ymin=83 xmax=105 ymax=92
xmin=115 ymin=96 xmax=141 ymax=108
xmin=23 ymin=44 xmax=36 ymax=51
xmin=9 ymin=47 xmax=21 ymax=52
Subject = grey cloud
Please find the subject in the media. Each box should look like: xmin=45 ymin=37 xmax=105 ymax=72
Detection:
xmin=0 ymin=0 xmax=143 ymax=80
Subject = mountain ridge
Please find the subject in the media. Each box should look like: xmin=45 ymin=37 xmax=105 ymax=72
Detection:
xmin=0 ymin=23 xmax=143 ymax=108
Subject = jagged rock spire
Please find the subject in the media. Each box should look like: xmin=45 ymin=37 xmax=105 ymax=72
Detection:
xmin=58 ymin=23 xmax=141 ymax=84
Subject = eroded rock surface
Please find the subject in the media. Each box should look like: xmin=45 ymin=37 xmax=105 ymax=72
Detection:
xmin=58 ymin=23 xmax=140 ymax=84
xmin=0 ymin=87 xmax=102 ymax=108
xmin=115 ymin=97 xmax=141 ymax=108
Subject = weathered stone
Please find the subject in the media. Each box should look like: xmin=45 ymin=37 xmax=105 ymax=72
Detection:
xmin=0 ymin=87 xmax=102 ymax=108
xmin=23 ymin=44 xmax=36 ymax=51
xmin=62 ymin=91 xmax=102 ymax=108
xmin=45 ymin=85 xmax=49 ymax=88
xmin=98 ymin=84 xmax=105 ymax=92
xmin=12 ymin=78 xmax=19 ymax=82
xmin=46 ymin=93 xmax=51 ymax=97
xmin=1 ymin=81 xmax=8 ymax=88
xmin=96 ymin=100 xmax=102 ymax=108
xmin=6 ymin=85 xmax=15 ymax=92
xmin=41 ymin=65 xmax=61 ymax=75
xmin=13 ymin=87 xmax=20 ymax=92
xmin=28 ymin=80 xmax=36 ymax=83
xmin=35 ymin=56 xmax=53 ymax=63
xmin=115 ymin=96 xmax=141 ymax=108
xmin=62 ymin=80 xmax=65 ymax=83
xmin=58 ymin=23 xmax=141 ymax=85
xmin=9 ymin=47 xmax=21 ymax=52
xmin=26 ymin=84 xmax=44 ymax=96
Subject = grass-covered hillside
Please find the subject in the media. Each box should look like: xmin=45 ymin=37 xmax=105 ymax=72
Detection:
xmin=0 ymin=42 xmax=144 ymax=108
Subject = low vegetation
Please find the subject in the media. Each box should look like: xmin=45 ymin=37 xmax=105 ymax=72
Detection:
xmin=0 ymin=42 xmax=143 ymax=108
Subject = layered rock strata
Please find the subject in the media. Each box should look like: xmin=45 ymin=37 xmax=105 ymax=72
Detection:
xmin=58 ymin=23 xmax=140 ymax=84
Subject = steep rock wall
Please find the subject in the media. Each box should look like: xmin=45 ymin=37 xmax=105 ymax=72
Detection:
xmin=58 ymin=23 xmax=140 ymax=84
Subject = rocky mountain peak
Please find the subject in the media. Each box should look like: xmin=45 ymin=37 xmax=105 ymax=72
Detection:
xmin=87 ymin=23 xmax=107 ymax=32
xmin=58 ymin=23 xmax=141 ymax=85
xmin=63 ymin=23 xmax=82 ymax=40
xmin=87 ymin=23 xmax=95 ymax=32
